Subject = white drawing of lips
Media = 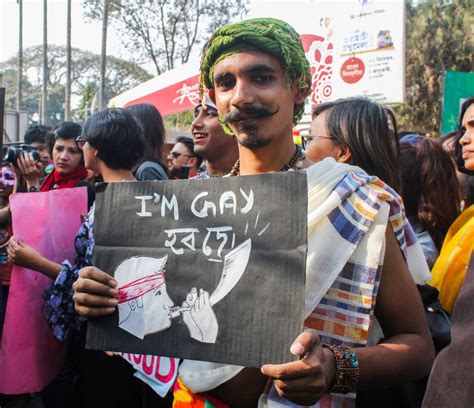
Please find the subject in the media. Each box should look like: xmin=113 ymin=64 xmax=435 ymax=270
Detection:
xmin=168 ymin=238 xmax=252 ymax=318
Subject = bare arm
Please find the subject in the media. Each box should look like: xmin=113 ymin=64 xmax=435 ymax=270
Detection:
xmin=261 ymin=227 xmax=434 ymax=405
xmin=7 ymin=237 xmax=62 ymax=279
xmin=355 ymin=226 xmax=434 ymax=388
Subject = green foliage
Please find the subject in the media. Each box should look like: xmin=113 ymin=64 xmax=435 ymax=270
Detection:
xmin=164 ymin=110 xmax=195 ymax=132
xmin=395 ymin=0 xmax=474 ymax=136
xmin=1 ymin=45 xmax=153 ymax=125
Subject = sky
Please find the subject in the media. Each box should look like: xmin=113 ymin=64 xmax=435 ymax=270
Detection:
xmin=0 ymin=0 xmax=124 ymax=64
xmin=0 ymin=0 xmax=320 ymax=65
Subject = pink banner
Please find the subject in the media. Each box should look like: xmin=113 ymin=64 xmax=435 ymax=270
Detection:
xmin=0 ymin=187 xmax=87 ymax=394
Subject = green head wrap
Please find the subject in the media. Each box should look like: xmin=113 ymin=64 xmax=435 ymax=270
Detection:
xmin=200 ymin=18 xmax=311 ymax=133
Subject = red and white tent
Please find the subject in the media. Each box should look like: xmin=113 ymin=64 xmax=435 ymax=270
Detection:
xmin=109 ymin=61 xmax=200 ymax=116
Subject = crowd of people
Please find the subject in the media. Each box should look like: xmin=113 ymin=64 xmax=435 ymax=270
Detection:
xmin=0 ymin=17 xmax=473 ymax=408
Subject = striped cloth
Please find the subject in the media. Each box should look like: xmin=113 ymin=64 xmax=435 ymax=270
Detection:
xmin=177 ymin=158 xmax=430 ymax=408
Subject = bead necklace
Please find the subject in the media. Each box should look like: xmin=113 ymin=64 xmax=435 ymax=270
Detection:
xmin=228 ymin=145 xmax=305 ymax=176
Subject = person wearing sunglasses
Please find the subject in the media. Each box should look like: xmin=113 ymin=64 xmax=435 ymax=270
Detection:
xmin=167 ymin=136 xmax=202 ymax=179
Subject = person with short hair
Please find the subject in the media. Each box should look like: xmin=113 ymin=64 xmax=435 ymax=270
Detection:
xmin=15 ymin=121 xmax=93 ymax=202
xmin=10 ymin=108 xmax=168 ymax=407
xmin=24 ymin=124 xmax=53 ymax=171
xmin=167 ymin=136 xmax=202 ymax=179
xmin=191 ymin=97 xmax=238 ymax=179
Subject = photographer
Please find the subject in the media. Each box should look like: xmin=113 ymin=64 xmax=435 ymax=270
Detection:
xmin=24 ymin=124 xmax=54 ymax=172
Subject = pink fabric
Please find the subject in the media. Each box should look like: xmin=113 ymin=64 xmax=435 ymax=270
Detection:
xmin=0 ymin=187 xmax=87 ymax=394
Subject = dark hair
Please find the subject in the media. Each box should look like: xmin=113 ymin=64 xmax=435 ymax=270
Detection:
xmin=462 ymin=175 xmax=474 ymax=208
xmin=126 ymin=104 xmax=166 ymax=168
xmin=313 ymin=97 xmax=400 ymax=191
xmin=50 ymin=122 xmax=84 ymax=164
xmin=455 ymin=95 xmax=474 ymax=175
xmin=399 ymin=138 xmax=460 ymax=249
xmin=176 ymin=136 xmax=203 ymax=168
xmin=83 ymin=108 xmax=145 ymax=170
xmin=24 ymin=125 xmax=51 ymax=145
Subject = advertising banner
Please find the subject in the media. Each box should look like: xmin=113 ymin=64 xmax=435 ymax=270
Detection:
xmin=110 ymin=0 xmax=405 ymax=114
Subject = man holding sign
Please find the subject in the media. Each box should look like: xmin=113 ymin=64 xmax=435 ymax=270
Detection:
xmin=74 ymin=18 xmax=434 ymax=407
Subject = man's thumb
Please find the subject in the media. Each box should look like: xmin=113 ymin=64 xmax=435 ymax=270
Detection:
xmin=290 ymin=331 xmax=321 ymax=356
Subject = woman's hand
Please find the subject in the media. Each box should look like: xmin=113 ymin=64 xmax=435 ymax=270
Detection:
xmin=7 ymin=237 xmax=43 ymax=269
xmin=16 ymin=152 xmax=42 ymax=188
xmin=73 ymin=266 xmax=118 ymax=317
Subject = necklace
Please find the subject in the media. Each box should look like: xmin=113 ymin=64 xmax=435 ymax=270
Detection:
xmin=228 ymin=145 xmax=305 ymax=176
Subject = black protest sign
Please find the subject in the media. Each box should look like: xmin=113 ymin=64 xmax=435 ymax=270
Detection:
xmin=86 ymin=172 xmax=307 ymax=367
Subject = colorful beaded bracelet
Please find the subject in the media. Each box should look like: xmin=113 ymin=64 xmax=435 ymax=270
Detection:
xmin=322 ymin=343 xmax=360 ymax=394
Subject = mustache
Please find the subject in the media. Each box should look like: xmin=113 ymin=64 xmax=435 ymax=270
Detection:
xmin=224 ymin=105 xmax=280 ymax=123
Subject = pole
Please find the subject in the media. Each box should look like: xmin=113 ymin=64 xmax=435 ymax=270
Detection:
xmin=17 ymin=0 xmax=23 ymax=112
xmin=0 ymin=88 xmax=5 ymax=157
xmin=41 ymin=0 xmax=48 ymax=124
xmin=99 ymin=0 xmax=109 ymax=110
xmin=65 ymin=0 xmax=72 ymax=120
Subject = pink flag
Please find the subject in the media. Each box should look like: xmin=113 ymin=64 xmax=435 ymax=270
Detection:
xmin=0 ymin=187 xmax=87 ymax=394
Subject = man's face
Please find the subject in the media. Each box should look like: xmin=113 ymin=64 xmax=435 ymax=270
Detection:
xmin=30 ymin=141 xmax=51 ymax=169
xmin=167 ymin=142 xmax=194 ymax=177
xmin=211 ymin=50 xmax=306 ymax=149
xmin=192 ymin=106 xmax=234 ymax=160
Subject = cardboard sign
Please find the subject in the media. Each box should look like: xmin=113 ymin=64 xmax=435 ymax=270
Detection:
xmin=0 ymin=188 xmax=87 ymax=394
xmin=87 ymin=173 xmax=307 ymax=367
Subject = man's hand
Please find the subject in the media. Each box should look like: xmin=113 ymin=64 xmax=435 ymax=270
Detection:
xmin=16 ymin=152 xmax=42 ymax=188
xmin=261 ymin=331 xmax=336 ymax=406
xmin=72 ymin=266 xmax=118 ymax=317
xmin=7 ymin=237 xmax=43 ymax=269
xmin=182 ymin=288 xmax=218 ymax=343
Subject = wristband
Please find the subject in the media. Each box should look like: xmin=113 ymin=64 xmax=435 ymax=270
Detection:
xmin=322 ymin=343 xmax=359 ymax=394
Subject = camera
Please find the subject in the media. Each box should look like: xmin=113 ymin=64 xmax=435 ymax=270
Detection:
xmin=2 ymin=144 xmax=41 ymax=164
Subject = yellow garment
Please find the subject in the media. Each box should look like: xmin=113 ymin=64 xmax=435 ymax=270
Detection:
xmin=430 ymin=205 xmax=474 ymax=313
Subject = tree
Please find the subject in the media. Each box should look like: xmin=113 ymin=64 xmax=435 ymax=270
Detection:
xmin=395 ymin=0 xmax=474 ymax=136
xmin=41 ymin=0 xmax=48 ymax=124
xmin=65 ymin=0 xmax=72 ymax=120
xmin=17 ymin=0 xmax=23 ymax=111
xmin=83 ymin=0 xmax=249 ymax=75
xmin=1 ymin=45 xmax=153 ymax=124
